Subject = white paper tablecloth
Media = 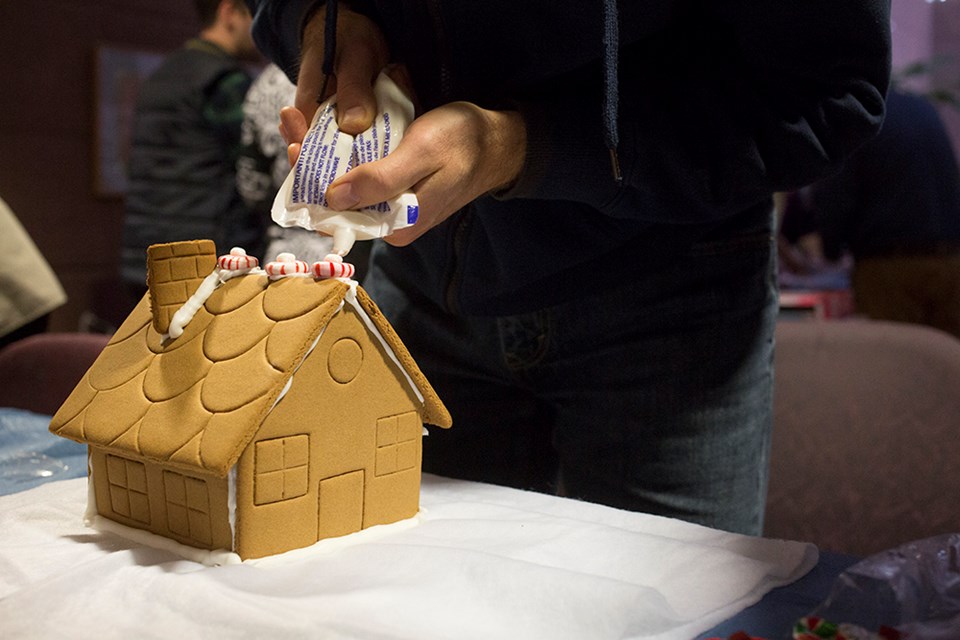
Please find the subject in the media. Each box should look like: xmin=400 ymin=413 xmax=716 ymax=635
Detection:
xmin=0 ymin=474 xmax=816 ymax=639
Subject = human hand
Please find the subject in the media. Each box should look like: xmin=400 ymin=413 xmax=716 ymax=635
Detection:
xmin=323 ymin=102 xmax=527 ymax=246
xmin=296 ymin=5 xmax=388 ymax=135
xmin=278 ymin=63 xmax=416 ymax=169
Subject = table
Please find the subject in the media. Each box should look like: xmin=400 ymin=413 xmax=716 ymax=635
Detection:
xmin=778 ymin=289 xmax=855 ymax=320
xmin=1 ymin=408 xmax=823 ymax=639
xmin=698 ymin=551 xmax=859 ymax=639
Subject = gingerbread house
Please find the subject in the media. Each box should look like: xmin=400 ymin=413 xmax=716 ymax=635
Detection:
xmin=49 ymin=240 xmax=451 ymax=561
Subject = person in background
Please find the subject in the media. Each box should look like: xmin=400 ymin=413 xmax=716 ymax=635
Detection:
xmin=813 ymin=88 xmax=960 ymax=339
xmin=776 ymin=187 xmax=853 ymax=291
xmin=247 ymin=0 xmax=890 ymax=535
xmin=121 ymin=0 xmax=264 ymax=299
xmin=0 ymin=196 xmax=67 ymax=351
xmin=236 ymin=63 xmax=361 ymax=270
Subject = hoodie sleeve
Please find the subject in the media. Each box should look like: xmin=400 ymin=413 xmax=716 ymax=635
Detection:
xmin=501 ymin=1 xmax=891 ymax=223
xmin=245 ymin=1 xmax=380 ymax=83
xmin=248 ymin=0 xmax=891 ymax=224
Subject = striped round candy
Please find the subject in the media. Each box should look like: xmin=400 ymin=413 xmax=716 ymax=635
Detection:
xmin=265 ymin=253 xmax=310 ymax=277
xmin=217 ymin=247 xmax=259 ymax=271
xmin=313 ymin=260 xmax=356 ymax=279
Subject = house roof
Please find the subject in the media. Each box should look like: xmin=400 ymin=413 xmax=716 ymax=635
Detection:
xmin=50 ymin=275 xmax=451 ymax=477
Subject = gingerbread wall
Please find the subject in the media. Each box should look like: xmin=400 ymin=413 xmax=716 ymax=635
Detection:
xmin=234 ymin=304 xmax=425 ymax=559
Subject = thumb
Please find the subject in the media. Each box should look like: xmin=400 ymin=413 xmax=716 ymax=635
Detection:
xmin=332 ymin=40 xmax=385 ymax=134
xmin=335 ymin=77 xmax=378 ymax=135
xmin=325 ymin=147 xmax=432 ymax=211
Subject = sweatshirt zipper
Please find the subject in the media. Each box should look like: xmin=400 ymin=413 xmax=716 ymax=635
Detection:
xmin=443 ymin=210 xmax=472 ymax=314
xmin=424 ymin=0 xmax=454 ymax=100
xmin=424 ymin=0 xmax=460 ymax=311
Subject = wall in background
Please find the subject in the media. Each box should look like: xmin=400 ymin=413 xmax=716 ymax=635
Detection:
xmin=0 ymin=0 xmax=196 ymax=332
xmin=892 ymin=0 xmax=935 ymax=84
xmin=930 ymin=3 xmax=960 ymax=151
xmin=892 ymin=1 xmax=960 ymax=157
xmin=2 ymin=0 xmax=960 ymax=333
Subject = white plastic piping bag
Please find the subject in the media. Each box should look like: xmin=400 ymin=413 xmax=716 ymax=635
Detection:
xmin=271 ymin=72 xmax=420 ymax=256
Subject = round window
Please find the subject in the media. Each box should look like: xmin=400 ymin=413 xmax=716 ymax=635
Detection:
xmin=327 ymin=338 xmax=363 ymax=383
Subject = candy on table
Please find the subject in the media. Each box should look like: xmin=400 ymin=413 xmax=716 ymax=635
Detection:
xmin=792 ymin=617 xmax=902 ymax=640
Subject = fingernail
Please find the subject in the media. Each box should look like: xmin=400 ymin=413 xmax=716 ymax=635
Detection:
xmin=326 ymin=183 xmax=359 ymax=210
xmin=340 ymin=106 xmax=367 ymax=130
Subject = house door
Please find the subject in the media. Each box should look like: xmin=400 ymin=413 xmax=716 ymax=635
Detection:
xmin=317 ymin=470 xmax=365 ymax=540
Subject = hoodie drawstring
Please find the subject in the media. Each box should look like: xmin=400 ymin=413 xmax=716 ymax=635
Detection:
xmin=602 ymin=0 xmax=622 ymax=184
xmin=318 ymin=0 xmax=339 ymax=102
xmin=318 ymin=0 xmax=621 ymax=185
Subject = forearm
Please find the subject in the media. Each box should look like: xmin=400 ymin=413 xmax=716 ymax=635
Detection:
xmin=248 ymin=0 xmax=891 ymax=225
xmin=246 ymin=0 xmax=381 ymax=81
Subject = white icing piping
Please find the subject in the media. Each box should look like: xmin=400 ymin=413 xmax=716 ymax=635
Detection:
xmin=89 ymin=514 xmax=241 ymax=566
xmin=246 ymin=512 xmax=420 ymax=567
xmin=268 ymin=321 xmax=331 ymax=414
xmin=89 ymin=509 xmax=419 ymax=567
xmin=343 ymin=283 xmax=424 ymax=405
xmin=163 ymin=267 xmax=264 ymax=341
xmin=228 ymin=466 xmax=237 ymax=549
xmin=263 ymin=283 xmax=423 ymax=415
xmin=84 ymin=449 xmax=97 ymax=525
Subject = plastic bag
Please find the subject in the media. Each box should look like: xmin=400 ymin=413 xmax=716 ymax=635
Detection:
xmin=808 ymin=533 xmax=960 ymax=638
xmin=271 ymin=72 xmax=419 ymax=256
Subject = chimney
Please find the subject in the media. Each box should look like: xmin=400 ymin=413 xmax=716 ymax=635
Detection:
xmin=146 ymin=240 xmax=217 ymax=334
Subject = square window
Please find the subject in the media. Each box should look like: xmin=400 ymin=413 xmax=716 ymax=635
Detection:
xmin=129 ymin=492 xmax=151 ymax=523
xmin=256 ymin=439 xmax=285 ymax=473
xmin=188 ymin=509 xmax=212 ymax=546
xmin=284 ymin=435 xmax=310 ymax=468
xmin=376 ymin=446 xmax=398 ymax=476
xmin=284 ymin=466 xmax=309 ymax=499
xmin=255 ymin=471 xmax=285 ymax=505
xmin=106 ymin=455 xmax=127 ymax=486
xmin=127 ymin=462 xmax=148 ymax=493
xmin=167 ymin=503 xmax=189 ymax=536
xmin=164 ymin=471 xmax=186 ymax=505
xmin=254 ymin=435 xmax=311 ymax=504
xmin=396 ymin=440 xmax=418 ymax=472
xmin=110 ymin=485 xmax=130 ymax=517
xmin=377 ymin=416 xmax=398 ymax=447
xmin=185 ymin=477 xmax=209 ymax=513
xmin=397 ymin=412 xmax=421 ymax=442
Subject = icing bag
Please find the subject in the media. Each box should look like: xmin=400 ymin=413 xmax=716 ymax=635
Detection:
xmin=271 ymin=72 xmax=419 ymax=256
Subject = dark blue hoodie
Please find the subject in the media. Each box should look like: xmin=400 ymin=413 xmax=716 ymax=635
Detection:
xmin=246 ymin=0 xmax=891 ymax=315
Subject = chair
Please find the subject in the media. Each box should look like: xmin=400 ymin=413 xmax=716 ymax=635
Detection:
xmin=0 ymin=332 xmax=111 ymax=416
xmin=765 ymin=319 xmax=960 ymax=556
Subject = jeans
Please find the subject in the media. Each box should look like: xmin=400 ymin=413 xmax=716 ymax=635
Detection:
xmin=364 ymin=228 xmax=777 ymax=536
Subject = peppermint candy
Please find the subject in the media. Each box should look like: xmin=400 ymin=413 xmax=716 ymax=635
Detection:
xmin=265 ymin=252 xmax=311 ymax=278
xmin=217 ymin=247 xmax=259 ymax=272
xmin=313 ymin=253 xmax=355 ymax=279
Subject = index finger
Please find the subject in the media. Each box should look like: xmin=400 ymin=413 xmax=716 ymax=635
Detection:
xmin=295 ymin=48 xmax=328 ymax=126
xmin=326 ymin=143 xmax=438 ymax=211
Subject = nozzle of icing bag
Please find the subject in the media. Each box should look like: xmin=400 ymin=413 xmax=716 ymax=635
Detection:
xmin=332 ymin=226 xmax=356 ymax=256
